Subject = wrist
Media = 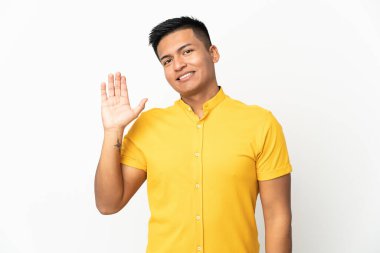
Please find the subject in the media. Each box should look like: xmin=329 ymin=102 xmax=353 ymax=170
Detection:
xmin=103 ymin=127 xmax=125 ymax=135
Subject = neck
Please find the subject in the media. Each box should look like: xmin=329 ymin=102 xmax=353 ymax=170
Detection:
xmin=180 ymin=84 xmax=220 ymax=117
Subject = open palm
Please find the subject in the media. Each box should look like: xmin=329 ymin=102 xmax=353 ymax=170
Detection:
xmin=101 ymin=72 xmax=148 ymax=131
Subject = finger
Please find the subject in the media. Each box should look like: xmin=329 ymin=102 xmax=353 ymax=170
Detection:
xmin=133 ymin=98 xmax=148 ymax=115
xmin=108 ymin=73 xmax=115 ymax=96
xmin=100 ymin=82 xmax=107 ymax=103
xmin=120 ymin=75 xmax=130 ymax=105
xmin=115 ymin=71 xmax=121 ymax=98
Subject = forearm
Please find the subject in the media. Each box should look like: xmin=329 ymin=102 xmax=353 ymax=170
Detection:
xmin=264 ymin=215 xmax=292 ymax=253
xmin=95 ymin=128 xmax=125 ymax=214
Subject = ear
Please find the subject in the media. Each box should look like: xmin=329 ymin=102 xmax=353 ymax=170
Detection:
xmin=209 ymin=45 xmax=220 ymax=63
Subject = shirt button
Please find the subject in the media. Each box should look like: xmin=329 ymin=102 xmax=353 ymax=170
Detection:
xmin=187 ymin=107 xmax=191 ymax=111
xmin=196 ymin=124 xmax=201 ymax=129
xmin=195 ymin=183 xmax=200 ymax=189
xmin=196 ymin=215 xmax=201 ymax=220
xmin=194 ymin=152 xmax=200 ymax=157
xmin=197 ymin=246 xmax=202 ymax=251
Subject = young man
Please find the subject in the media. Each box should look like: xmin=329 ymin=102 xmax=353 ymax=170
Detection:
xmin=95 ymin=16 xmax=292 ymax=253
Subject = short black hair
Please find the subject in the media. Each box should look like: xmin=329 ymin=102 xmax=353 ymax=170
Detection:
xmin=149 ymin=16 xmax=212 ymax=59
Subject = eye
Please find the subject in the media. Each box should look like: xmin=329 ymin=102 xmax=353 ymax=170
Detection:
xmin=163 ymin=58 xmax=172 ymax=66
xmin=183 ymin=49 xmax=193 ymax=55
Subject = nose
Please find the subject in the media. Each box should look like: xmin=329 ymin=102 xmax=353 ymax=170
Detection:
xmin=173 ymin=56 xmax=186 ymax=71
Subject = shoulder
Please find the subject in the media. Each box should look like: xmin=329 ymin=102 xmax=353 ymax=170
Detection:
xmin=224 ymin=96 xmax=274 ymax=124
xmin=129 ymin=104 xmax=177 ymax=129
xmin=138 ymin=104 xmax=177 ymax=121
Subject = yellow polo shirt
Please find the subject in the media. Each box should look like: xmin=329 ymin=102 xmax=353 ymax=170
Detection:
xmin=120 ymin=86 xmax=292 ymax=253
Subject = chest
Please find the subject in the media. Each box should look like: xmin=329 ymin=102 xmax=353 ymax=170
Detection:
xmin=143 ymin=119 xmax=258 ymax=186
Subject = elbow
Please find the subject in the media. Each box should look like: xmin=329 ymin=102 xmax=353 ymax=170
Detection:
xmin=265 ymin=211 xmax=292 ymax=225
xmin=96 ymin=202 xmax=121 ymax=215
xmin=97 ymin=208 xmax=117 ymax=215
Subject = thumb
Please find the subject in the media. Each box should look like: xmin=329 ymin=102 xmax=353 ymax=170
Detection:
xmin=133 ymin=98 xmax=148 ymax=115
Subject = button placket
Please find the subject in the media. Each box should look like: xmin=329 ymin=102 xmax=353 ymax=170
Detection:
xmin=194 ymin=120 xmax=204 ymax=252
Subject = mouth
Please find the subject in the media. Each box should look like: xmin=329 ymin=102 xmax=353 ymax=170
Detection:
xmin=176 ymin=71 xmax=195 ymax=82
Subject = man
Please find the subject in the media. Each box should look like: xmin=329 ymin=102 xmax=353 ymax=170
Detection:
xmin=95 ymin=16 xmax=292 ymax=253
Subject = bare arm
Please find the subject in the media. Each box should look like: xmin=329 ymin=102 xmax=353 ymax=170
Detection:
xmin=259 ymin=174 xmax=292 ymax=253
xmin=94 ymin=72 xmax=148 ymax=215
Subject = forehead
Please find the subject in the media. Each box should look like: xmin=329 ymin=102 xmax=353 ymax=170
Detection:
xmin=157 ymin=28 xmax=203 ymax=57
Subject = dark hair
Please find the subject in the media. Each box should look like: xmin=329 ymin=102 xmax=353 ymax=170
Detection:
xmin=149 ymin=16 xmax=212 ymax=59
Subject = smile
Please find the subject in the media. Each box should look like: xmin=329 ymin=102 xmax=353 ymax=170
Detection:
xmin=177 ymin=71 xmax=195 ymax=81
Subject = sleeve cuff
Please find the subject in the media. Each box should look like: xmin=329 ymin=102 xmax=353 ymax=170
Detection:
xmin=257 ymin=164 xmax=292 ymax=181
xmin=120 ymin=156 xmax=147 ymax=172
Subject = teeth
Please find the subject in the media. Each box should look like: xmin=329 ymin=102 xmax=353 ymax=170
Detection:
xmin=179 ymin=72 xmax=193 ymax=80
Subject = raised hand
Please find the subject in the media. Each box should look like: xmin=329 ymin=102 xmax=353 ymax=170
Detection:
xmin=100 ymin=72 xmax=148 ymax=131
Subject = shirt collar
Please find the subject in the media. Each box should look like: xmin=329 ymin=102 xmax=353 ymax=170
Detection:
xmin=174 ymin=86 xmax=227 ymax=115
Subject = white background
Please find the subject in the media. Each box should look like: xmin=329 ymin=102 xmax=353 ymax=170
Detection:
xmin=1 ymin=0 xmax=379 ymax=252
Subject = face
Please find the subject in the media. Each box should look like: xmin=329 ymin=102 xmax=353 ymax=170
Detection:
xmin=156 ymin=28 xmax=219 ymax=97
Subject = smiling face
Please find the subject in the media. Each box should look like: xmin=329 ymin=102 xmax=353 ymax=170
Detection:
xmin=156 ymin=28 xmax=219 ymax=97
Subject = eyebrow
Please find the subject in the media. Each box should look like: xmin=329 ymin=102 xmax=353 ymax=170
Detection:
xmin=159 ymin=43 xmax=193 ymax=62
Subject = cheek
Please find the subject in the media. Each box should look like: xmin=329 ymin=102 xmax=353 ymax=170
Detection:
xmin=202 ymin=59 xmax=214 ymax=75
xmin=190 ymin=55 xmax=204 ymax=66
xmin=194 ymin=60 xmax=211 ymax=77
xmin=164 ymin=69 xmax=177 ymax=85
xmin=193 ymin=55 xmax=211 ymax=70
xmin=164 ymin=69 xmax=172 ymax=80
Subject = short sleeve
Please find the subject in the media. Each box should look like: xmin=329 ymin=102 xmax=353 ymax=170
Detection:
xmin=120 ymin=136 xmax=147 ymax=172
xmin=256 ymin=112 xmax=292 ymax=181
xmin=120 ymin=115 xmax=148 ymax=172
